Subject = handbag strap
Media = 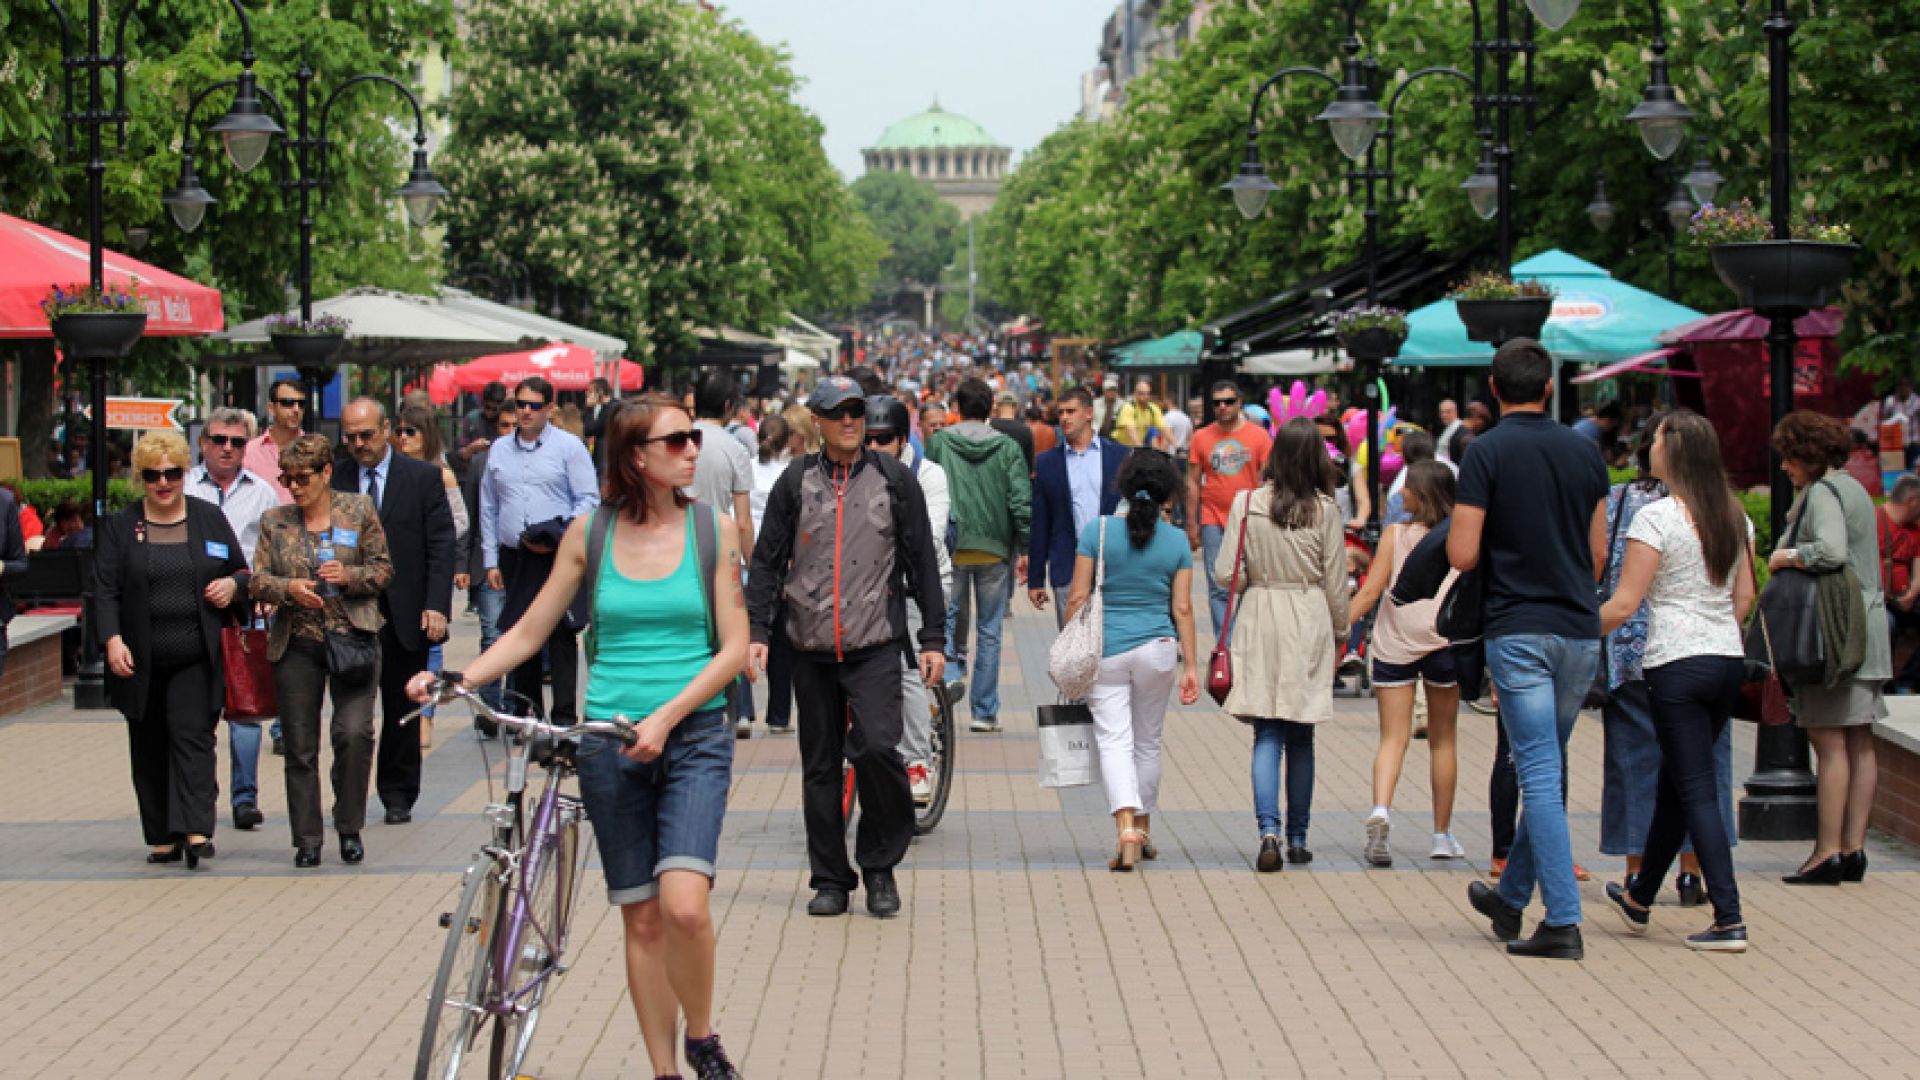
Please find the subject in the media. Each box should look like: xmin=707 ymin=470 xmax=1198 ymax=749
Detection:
xmin=1785 ymin=476 xmax=1844 ymax=549
xmin=1219 ymin=491 xmax=1252 ymax=642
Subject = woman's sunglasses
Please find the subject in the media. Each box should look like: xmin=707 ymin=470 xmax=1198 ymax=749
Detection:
xmin=394 ymin=426 xmax=421 ymax=438
xmin=640 ymin=429 xmax=704 ymax=452
xmin=141 ymin=467 xmax=185 ymax=484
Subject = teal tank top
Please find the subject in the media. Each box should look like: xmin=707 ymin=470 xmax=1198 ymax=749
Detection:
xmin=584 ymin=511 xmax=727 ymax=720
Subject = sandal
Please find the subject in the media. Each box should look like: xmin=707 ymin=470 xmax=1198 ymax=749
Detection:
xmin=1109 ymin=828 xmax=1145 ymax=873
xmin=1138 ymin=831 xmax=1158 ymax=861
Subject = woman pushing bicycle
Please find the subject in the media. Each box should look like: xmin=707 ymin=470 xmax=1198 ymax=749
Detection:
xmin=408 ymin=392 xmax=748 ymax=1080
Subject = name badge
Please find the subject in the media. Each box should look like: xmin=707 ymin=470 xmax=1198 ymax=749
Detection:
xmin=205 ymin=541 xmax=229 ymax=559
xmin=331 ymin=528 xmax=359 ymax=548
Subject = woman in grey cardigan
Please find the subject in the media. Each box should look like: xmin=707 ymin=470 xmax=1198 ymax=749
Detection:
xmin=1768 ymin=411 xmax=1886 ymax=885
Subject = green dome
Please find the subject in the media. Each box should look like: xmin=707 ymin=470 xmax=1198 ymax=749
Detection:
xmin=871 ymin=102 xmax=1000 ymax=150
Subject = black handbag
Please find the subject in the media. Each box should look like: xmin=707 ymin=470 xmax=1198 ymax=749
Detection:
xmin=1749 ymin=480 xmax=1839 ymax=686
xmin=325 ymin=628 xmax=379 ymax=685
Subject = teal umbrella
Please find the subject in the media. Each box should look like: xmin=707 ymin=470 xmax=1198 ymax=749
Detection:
xmin=1110 ymin=329 xmax=1204 ymax=371
xmin=1393 ymin=250 xmax=1703 ymax=368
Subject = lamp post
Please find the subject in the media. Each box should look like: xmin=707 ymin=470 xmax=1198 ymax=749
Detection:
xmin=1586 ymin=140 xmax=1717 ymax=299
xmin=1222 ymin=2 xmax=1469 ymax=545
xmin=42 ymin=0 xmax=278 ymax=708
xmin=163 ymin=61 xmax=447 ymax=429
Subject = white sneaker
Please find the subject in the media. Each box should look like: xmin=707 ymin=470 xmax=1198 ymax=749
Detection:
xmin=907 ymin=760 xmax=932 ymax=806
xmin=1430 ymin=833 xmax=1466 ymax=859
xmin=734 ymin=718 xmax=752 ymax=740
xmin=1364 ymin=810 xmax=1392 ymax=867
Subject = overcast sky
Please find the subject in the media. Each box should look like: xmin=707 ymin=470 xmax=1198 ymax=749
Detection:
xmin=715 ymin=0 xmax=1120 ymax=180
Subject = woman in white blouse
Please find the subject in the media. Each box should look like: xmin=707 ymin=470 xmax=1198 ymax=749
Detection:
xmin=1599 ymin=410 xmax=1756 ymax=953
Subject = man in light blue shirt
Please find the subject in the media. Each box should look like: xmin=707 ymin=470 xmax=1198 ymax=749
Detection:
xmin=479 ymin=376 xmax=599 ymax=724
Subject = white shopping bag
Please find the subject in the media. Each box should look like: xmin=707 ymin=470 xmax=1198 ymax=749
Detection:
xmin=1036 ymin=702 xmax=1099 ymax=788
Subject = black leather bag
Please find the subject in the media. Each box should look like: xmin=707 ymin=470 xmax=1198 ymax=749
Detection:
xmin=325 ymin=627 xmax=379 ymax=685
xmin=1750 ymin=481 xmax=1839 ymax=686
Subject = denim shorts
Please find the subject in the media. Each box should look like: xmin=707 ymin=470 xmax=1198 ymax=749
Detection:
xmin=574 ymin=707 xmax=733 ymax=905
xmin=1372 ymin=649 xmax=1458 ymax=689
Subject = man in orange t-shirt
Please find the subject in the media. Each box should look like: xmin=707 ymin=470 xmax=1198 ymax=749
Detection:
xmin=1186 ymin=380 xmax=1272 ymax=639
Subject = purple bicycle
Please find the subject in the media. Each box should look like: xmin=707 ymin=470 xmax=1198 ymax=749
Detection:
xmin=407 ymin=679 xmax=636 ymax=1080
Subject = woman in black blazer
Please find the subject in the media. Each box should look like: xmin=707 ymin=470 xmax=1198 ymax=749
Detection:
xmin=97 ymin=431 xmax=252 ymax=869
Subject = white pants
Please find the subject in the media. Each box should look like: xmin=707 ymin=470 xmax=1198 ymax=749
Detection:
xmin=1087 ymin=638 xmax=1178 ymax=816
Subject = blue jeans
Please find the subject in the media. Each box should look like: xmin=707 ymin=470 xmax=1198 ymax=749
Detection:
xmin=1488 ymin=634 xmax=1599 ymax=928
xmin=575 ymin=707 xmax=733 ymax=905
xmin=946 ymin=560 xmax=1011 ymax=721
xmin=1200 ymin=524 xmax=1230 ymax=640
xmin=229 ymin=722 xmax=261 ymax=809
xmin=1251 ymin=719 xmax=1315 ymax=841
xmin=473 ymin=579 xmax=508 ymax=709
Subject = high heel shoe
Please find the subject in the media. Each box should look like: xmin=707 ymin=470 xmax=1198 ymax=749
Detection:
xmin=1841 ymin=850 xmax=1868 ymax=883
xmin=145 ymin=846 xmax=182 ymax=864
xmin=185 ymin=839 xmax=215 ymax=871
xmin=1109 ymin=828 xmax=1145 ymax=873
xmin=1675 ymin=872 xmax=1706 ymax=907
xmin=1783 ymin=853 xmax=1845 ymax=886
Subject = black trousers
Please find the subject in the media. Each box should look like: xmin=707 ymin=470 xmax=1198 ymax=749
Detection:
xmin=765 ymin=607 xmax=795 ymax=728
xmin=277 ymin=639 xmax=379 ymax=849
xmin=1630 ymin=656 xmax=1745 ymax=928
xmin=125 ymin=655 xmax=219 ymax=845
xmin=376 ymin=620 xmax=431 ymax=812
xmin=792 ymin=645 xmax=913 ymax=892
xmin=1490 ymin=714 xmax=1568 ymax=860
xmin=500 ymin=546 xmax=579 ymax=724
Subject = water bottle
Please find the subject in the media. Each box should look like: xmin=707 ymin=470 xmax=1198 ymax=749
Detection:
xmin=315 ymin=541 xmax=339 ymax=597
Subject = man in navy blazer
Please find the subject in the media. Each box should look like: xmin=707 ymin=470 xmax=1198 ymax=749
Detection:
xmin=1028 ymin=386 xmax=1130 ymax=626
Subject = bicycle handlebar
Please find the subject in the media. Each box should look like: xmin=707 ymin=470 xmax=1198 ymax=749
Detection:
xmin=400 ymin=675 xmax=639 ymax=746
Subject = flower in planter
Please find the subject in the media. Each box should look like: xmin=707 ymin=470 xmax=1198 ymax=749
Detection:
xmin=41 ymin=280 xmax=145 ymax=320
xmin=1687 ymin=198 xmax=1853 ymax=247
xmin=1446 ymin=271 xmax=1556 ymax=301
xmin=266 ymin=313 xmax=352 ymax=337
xmin=1333 ymin=304 xmax=1409 ymax=337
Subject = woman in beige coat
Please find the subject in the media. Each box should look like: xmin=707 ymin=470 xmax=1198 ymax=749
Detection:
xmin=1216 ymin=417 xmax=1349 ymax=871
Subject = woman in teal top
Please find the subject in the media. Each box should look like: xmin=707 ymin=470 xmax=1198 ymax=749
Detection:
xmin=410 ymin=394 xmax=749 ymax=1080
xmin=1064 ymin=452 xmax=1200 ymax=871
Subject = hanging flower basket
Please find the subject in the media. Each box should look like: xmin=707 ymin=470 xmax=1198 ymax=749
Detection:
xmin=1333 ymin=306 xmax=1408 ymax=363
xmin=270 ymin=332 xmax=347 ymax=369
xmin=53 ymin=312 xmax=148 ymax=361
xmin=1454 ymin=297 xmax=1553 ymax=346
xmin=1708 ymin=240 xmax=1859 ymax=315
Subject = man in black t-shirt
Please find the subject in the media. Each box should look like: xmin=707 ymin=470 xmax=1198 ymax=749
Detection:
xmin=1447 ymin=338 xmax=1609 ymax=961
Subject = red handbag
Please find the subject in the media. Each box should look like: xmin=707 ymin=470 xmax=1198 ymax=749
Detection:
xmin=1207 ymin=495 xmax=1251 ymax=708
xmin=1734 ymin=606 xmax=1793 ymax=726
xmin=221 ymin=612 xmax=278 ymax=722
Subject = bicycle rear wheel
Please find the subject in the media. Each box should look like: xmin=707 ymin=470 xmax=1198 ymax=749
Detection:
xmin=417 ymin=859 xmax=500 ymax=1080
xmin=489 ymin=811 xmax=583 ymax=1079
xmin=914 ymin=681 xmax=957 ymax=835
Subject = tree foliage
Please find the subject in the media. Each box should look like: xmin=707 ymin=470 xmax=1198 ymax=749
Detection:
xmin=981 ymin=0 xmax=1920 ymax=378
xmin=850 ymin=170 xmax=962 ymax=292
xmin=439 ymin=0 xmax=880 ymax=363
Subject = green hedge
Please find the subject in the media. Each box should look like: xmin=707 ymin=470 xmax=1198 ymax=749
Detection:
xmin=17 ymin=477 xmax=141 ymax=519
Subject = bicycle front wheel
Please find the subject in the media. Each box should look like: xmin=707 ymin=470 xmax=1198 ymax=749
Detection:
xmin=417 ymin=859 xmax=501 ymax=1080
xmin=915 ymin=681 xmax=957 ymax=835
xmin=490 ymin=812 xmax=583 ymax=1079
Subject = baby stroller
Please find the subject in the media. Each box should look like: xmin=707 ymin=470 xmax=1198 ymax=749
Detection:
xmin=1334 ymin=527 xmax=1374 ymax=698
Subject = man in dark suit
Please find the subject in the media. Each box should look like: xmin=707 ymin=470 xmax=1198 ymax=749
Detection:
xmin=338 ymin=397 xmax=456 ymax=824
xmin=1028 ymin=385 xmax=1129 ymax=627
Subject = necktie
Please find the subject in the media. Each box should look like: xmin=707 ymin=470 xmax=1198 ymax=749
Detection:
xmin=366 ymin=468 xmax=380 ymax=509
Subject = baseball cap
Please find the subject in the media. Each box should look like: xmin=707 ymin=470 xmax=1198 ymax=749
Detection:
xmin=806 ymin=376 xmax=864 ymax=413
xmin=995 ymin=390 xmax=1019 ymax=406
xmin=1102 ymin=373 xmax=1120 ymax=389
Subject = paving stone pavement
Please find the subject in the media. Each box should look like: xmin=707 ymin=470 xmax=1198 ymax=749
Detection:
xmin=5 ymin=596 xmax=1920 ymax=1079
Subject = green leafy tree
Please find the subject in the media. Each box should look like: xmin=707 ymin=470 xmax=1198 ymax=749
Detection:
xmin=1 ymin=0 xmax=453 ymax=476
xmin=850 ymin=170 xmax=961 ymax=292
xmin=440 ymin=0 xmax=879 ymax=365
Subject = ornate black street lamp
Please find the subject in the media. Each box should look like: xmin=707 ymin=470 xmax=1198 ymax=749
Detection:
xmin=163 ymin=62 xmax=447 ymax=427
xmin=42 ymin=0 xmax=278 ymax=708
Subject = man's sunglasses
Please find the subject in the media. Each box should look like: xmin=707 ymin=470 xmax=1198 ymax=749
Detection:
xmin=864 ymin=432 xmax=899 ymax=446
xmin=515 ymin=399 xmax=549 ymax=411
xmin=639 ymin=429 xmax=704 ymax=452
xmin=273 ymin=397 xmax=307 ymax=408
xmin=394 ymin=426 xmax=420 ymax=438
xmin=141 ymin=467 xmax=185 ymax=484
xmin=341 ymin=430 xmax=379 ymax=444
xmin=816 ymin=402 xmax=866 ymax=422
xmin=202 ymin=434 xmax=245 ymax=448
xmin=1212 ymin=398 xmax=1240 ymax=408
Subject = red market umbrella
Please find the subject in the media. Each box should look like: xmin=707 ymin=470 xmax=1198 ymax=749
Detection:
xmin=440 ymin=342 xmax=642 ymax=397
xmin=0 ymin=212 xmax=224 ymax=337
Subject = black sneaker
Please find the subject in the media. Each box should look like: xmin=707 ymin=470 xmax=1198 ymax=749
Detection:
xmin=1506 ymin=922 xmax=1584 ymax=960
xmin=1686 ymin=925 xmax=1748 ymax=953
xmin=271 ymin=735 xmax=285 ymax=756
xmin=1605 ymin=881 xmax=1650 ymax=935
xmin=685 ymin=1032 xmax=743 ymax=1079
xmin=865 ymin=869 xmax=901 ymax=918
xmin=1255 ymin=834 xmax=1283 ymax=873
xmin=232 ymin=803 xmax=264 ymax=831
xmin=806 ymin=888 xmax=849 ymax=917
xmin=1467 ymin=880 xmax=1523 ymax=942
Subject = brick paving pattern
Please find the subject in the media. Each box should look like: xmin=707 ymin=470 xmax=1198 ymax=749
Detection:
xmin=4 ymin=599 xmax=1920 ymax=1078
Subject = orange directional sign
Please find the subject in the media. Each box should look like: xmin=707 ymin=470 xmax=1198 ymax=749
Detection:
xmin=105 ymin=397 xmax=183 ymax=431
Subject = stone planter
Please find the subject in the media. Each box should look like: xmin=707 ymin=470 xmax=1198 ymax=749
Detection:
xmin=1453 ymin=297 xmax=1553 ymax=346
xmin=1337 ymin=326 xmax=1407 ymax=364
xmin=1709 ymin=240 xmax=1858 ymax=314
xmin=51 ymin=311 xmax=146 ymax=361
